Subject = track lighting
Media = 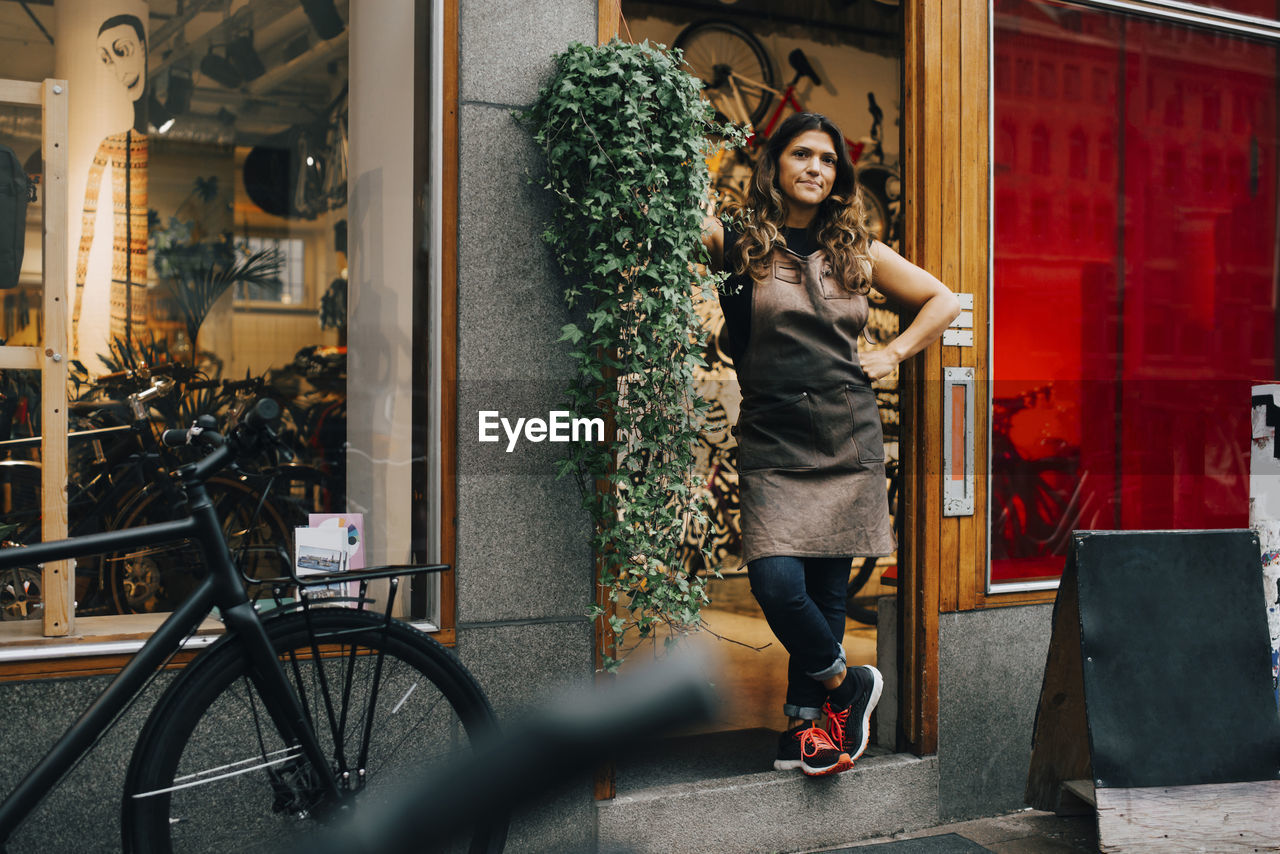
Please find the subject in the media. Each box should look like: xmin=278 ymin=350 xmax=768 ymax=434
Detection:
xmin=200 ymin=47 xmax=242 ymax=89
xmin=227 ymin=32 xmax=265 ymax=82
xmin=148 ymin=94 xmax=175 ymax=134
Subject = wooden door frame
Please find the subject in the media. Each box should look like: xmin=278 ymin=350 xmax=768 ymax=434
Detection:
xmin=899 ymin=0 xmax=993 ymax=756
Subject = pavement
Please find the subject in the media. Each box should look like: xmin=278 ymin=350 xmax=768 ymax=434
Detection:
xmin=804 ymin=809 xmax=1099 ymax=853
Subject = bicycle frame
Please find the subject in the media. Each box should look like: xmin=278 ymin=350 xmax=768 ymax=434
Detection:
xmin=0 ymin=455 xmax=341 ymax=844
xmin=752 ymin=82 xmax=865 ymax=164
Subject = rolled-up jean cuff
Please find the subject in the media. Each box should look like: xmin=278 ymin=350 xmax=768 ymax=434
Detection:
xmin=805 ymin=644 xmax=847 ymax=682
xmin=783 ymin=703 xmax=824 ymax=721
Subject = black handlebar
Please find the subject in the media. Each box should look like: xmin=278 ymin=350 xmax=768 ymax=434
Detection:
xmin=170 ymin=399 xmax=286 ymax=482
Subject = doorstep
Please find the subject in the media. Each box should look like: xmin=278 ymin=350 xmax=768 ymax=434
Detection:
xmin=598 ymin=729 xmax=940 ymax=854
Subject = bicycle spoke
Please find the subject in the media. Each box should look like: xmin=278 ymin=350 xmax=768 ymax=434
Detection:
xmin=125 ymin=611 xmax=502 ymax=853
xmin=132 ymin=747 xmax=302 ymax=799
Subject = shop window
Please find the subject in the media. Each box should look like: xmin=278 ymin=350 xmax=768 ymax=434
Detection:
xmin=0 ymin=3 xmax=442 ymax=640
xmin=992 ymin=0 xmax=1278 ymax=588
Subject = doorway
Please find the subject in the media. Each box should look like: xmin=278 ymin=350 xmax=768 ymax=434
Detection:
xmin=618 ymin=0 xmax=906 ymax=743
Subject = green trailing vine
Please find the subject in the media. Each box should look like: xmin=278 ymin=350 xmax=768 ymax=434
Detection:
xmin=520 ymin=39 xmax=744 ymax=670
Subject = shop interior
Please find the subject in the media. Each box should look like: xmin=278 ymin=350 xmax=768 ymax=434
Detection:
xmin=0 ymin=0 xmax=351 ymax=622
xmin=618 ymin=0 xmax=906 ymax=746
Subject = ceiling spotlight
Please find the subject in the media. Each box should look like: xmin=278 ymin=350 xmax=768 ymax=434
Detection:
xmin=166 ymin=67 xmax=193 ymax=116
xmin=227 ymin=32 xmax=266 ymax=82
xmin=148 ymin=94 xmax=175 ymax=134
xmin=299 ymin=0 xmax=345 ymax=40
xmin=200 ymin=47 xmax=242 ymax=89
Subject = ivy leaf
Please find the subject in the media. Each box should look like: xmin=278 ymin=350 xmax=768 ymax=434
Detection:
xmin=523 ymin=37 xmax=743 ymax=669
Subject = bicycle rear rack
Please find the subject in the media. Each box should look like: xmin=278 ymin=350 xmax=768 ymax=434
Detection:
xmin=263 ymin=563 xmax=451 ymax=622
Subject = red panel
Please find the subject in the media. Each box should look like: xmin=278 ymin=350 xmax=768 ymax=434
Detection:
xmin=991 ymin=1 xmax=1278 ymax=585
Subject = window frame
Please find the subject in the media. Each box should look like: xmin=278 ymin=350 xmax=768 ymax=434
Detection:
xmin=981 ymin=0 xmax=1280 ymax=604
xmin=0 ymin=0 xmax=459 ymax=674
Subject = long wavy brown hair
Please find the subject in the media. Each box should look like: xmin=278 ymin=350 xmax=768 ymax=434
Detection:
xmin=730 ymin=112 xmax=875 ymax=294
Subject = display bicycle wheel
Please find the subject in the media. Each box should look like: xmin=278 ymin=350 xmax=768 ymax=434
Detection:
xmin=674 ymin=20 xmax=776 ymax=129
xmin=105 ymin=476 xmax=294 ymax=614
xmin=122 ymin=608 xmax=505 ymax=854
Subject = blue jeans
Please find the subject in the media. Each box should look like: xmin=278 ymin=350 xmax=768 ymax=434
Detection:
xmin=747 ymin=555 xmax=851 ymax=721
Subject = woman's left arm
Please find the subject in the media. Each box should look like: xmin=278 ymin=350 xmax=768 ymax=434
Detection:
xmin=859 ymin=240 xmax=962 ymax=381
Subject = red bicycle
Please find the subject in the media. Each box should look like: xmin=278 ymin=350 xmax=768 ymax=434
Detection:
xmin=675 ymin=20 xmax=901 ymax=248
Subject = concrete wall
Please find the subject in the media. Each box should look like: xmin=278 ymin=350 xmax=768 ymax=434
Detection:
xmin=0 ymin=670 xmax=171 ymax=852
xmin=938 ymin=604 xmax=1054 ymax=822
xmin=451 ymin=0 xmax=601 ymax=849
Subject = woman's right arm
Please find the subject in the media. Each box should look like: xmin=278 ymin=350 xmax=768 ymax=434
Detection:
xmin=701 ymin=215 xmax=725 ymax=273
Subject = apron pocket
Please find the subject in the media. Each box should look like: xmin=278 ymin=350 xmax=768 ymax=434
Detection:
xmin=773 ymin=259 xmax=802 ymax=284
xmin=736 ymin=392 xmax=818 ymax=472
xmin=845 ymin=384 xmax=885 ymax=464
xmin=820 ymin=265 xmax=851 ymax=300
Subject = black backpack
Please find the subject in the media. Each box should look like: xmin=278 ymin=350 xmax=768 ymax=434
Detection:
xmin=0 ymin=143 xmax=30 ymax=290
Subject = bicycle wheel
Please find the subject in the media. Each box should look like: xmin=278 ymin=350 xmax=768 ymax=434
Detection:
xmin=0 ymin=460 xmax=44 ymax=621
xmin=122 ymin=608 xmax=505 ymax=854
xmin=106 ymin=476 xmax=294 ymax=614
xmin=674 ymin=20 xmax=776 ymax=129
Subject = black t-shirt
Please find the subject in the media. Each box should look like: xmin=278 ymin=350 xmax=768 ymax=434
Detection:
xmin=717 ymin=223 xmax=820 ymax=367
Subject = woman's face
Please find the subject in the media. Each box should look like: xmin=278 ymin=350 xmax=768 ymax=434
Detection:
xmin=776 ymin=128 xmax=839 ymax=211
xmin=98 ymin=24 xmax=145 ymax=101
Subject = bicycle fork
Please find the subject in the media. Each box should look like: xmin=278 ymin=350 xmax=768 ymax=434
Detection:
xmin=220 ymin=600 xmax=345 ymax=816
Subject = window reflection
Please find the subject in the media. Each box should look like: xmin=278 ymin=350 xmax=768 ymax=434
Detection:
xmin=992 ymin=0 xmax=1278 ymax=585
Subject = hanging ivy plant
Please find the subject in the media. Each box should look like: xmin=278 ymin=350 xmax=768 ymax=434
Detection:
xmin=520 ymin=39 xmax=744 ymax=670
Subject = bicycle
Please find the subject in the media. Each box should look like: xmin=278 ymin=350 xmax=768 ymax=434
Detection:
xmin=0 ymin=367 xmax=313 ymax=616
xmin=675 ymin=21 xmax=903 ymax=248
xmin=0 ymin=399 xmax=505 ymax=853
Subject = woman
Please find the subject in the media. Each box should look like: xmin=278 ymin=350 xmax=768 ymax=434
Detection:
xmin=702 ymin=113 xmax=960 ymax=777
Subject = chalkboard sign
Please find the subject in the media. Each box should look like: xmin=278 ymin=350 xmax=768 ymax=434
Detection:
xmin=1028 ymin=530 xmax=1280 ymax=806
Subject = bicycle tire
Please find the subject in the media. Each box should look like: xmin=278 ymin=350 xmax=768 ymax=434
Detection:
xmin=105 ymin=477 xmax=294 ymax=614
xmin=0 ymin=460 xmax=44 ymax=620
xmin=122 ymin=608 xmax=505 ymax=854
xmin=674 ymin=20 xmax=775 ymax=129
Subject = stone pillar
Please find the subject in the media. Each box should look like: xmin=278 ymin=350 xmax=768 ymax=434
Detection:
xmin=454 ymin=0 xmax=599 ymax=847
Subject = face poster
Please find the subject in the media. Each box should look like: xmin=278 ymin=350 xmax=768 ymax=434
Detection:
xmin=55 ymin=0 xmax=150 ymax=366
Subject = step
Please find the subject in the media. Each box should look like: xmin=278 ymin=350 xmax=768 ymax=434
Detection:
xmin=599 ymin=729 xmax=940 ymax=854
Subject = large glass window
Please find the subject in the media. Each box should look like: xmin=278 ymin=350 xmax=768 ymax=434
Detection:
xmin=0 ymin=2 xmax=440 ymax=636
xmin=991 ymin=0 xmax=1278 ymax=587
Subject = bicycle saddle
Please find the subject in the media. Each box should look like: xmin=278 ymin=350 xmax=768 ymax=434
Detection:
xmin=788 ymin=49 xmax=821 ymax=87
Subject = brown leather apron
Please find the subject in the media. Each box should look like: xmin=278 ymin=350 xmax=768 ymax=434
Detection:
xmin=733 ymin=244 xmax=895 ymax=564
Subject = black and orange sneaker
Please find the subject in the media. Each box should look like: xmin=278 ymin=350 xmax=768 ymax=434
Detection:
xmin=823 ymin=664 xmax=883 ymax=763
xmin=774 ymin=724 xmax=854 ymax=777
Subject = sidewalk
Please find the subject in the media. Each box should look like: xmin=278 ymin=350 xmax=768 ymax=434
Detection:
xmin=804 ymin=809 xmax=1098 ymax=853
